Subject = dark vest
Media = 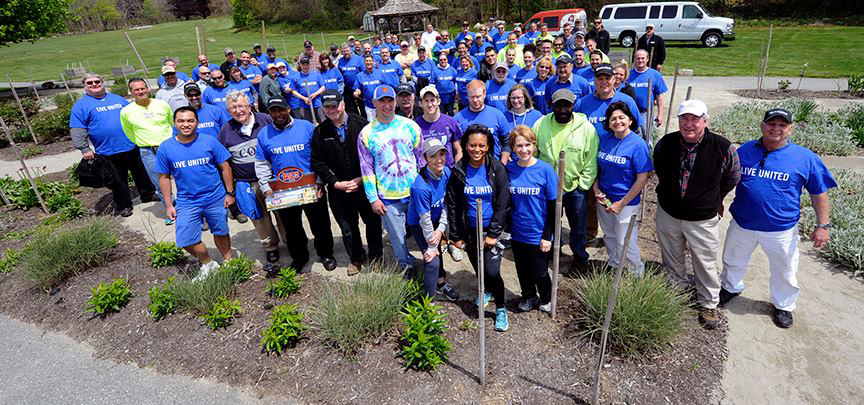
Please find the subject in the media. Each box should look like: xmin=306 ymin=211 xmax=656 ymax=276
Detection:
xmin=653 ymin=129 xmax=732 ymax=221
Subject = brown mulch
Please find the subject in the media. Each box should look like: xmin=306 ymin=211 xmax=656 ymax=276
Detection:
xmin=734 ymin=89 xmax=864 ymax=100
xmin=0 ymin=175 xmax=727 ymax=404
xmin=0 ymin=138 xmax=74 ymax=162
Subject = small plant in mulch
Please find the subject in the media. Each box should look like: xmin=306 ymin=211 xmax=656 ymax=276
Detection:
xmin=200 ymin=296 xmax=243 ymax=330
xmin=45 ymin=191 xmax=85 ymax=220
xmin=0 ymin=177 xmax=77 ymax=210
xmin=848 ymin=73 xmax=864 ymax=96
xmin=457 ymin=319 xmax=478 ymax=331
xmin=220 ymin=254 xmax=254 ymax=283
xmin=148 ymin=276 xmax=177 ymax=321
xmin=147 ymin=241 xmax=185 ymax=268
xmin=398 ymin=295 xmax=451 ymax=371
xmin=20 ymin=145 xmax=44 ymax=158
xmin=261 ymin=304 xmax=305 ymax=354
xmin=268 ymin=267 xmax=301 ymax=298
xmin=0 ymin=247 xmax=21 ymax=273
xmin=777 ymin=79 xmax=791 ymax=91
xmin=85 ymin=278 xmax=132 ymax=317
xmin=574 ymin=269 xmax=689 ymax=355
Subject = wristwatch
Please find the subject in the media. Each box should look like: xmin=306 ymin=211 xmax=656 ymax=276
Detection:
xmin=226 ymin=190 xmax=236 ymax=197
xmin=815 ymin=223 xmax=831 ymax=229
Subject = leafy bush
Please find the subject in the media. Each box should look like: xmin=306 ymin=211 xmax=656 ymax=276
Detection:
xmin=21 ymin=145 xmax=44 ymax=158
xmin=53 ymin=93 xmax=81 ymax=111
xmin=220 ymin=255 xmax=255 ymax=283
xmin=148 ymin=276 xmax=177 ymax=321
xmin=398 ymin=295 xmax=451 ymax=371
xmin=849 ymin=74 xmax=864 ymax=96
xmin=109 ymin=83 xmax=128 ymax=97
xmin=315 ymin=264 xmax=416 ymax=353
xmin=29 ymin=109 xmax=71 ymax=143
xmin=574 ymin=270 xmax=689 ymax=355
xmin=836 ymin=103 xmax=864 ymax=147
xmin=147 ymin=241 xmax=185 ymax=268
xmin=45 ymin=190 xmax=84 ymax=220
xmin=268 ymin=267 xmax=301 ymax=298
xmin=800 ymin=169 xmax=864 ymax=276
xmin=0 ymin=96 xmax=40 ymax=128
xmin=0 ymin=247 xmax=21 ymax=273
xmin=712 ymin=99 xmax=858 ymax=156
xmin=85 ymin=278 xmax=132 ymax=317
xmin=261 ymin=304 xmax=305 ymax=354
xmin=20 ymin=218 xmax=118 ymax=289
xmin=200 ymin=296 xmax=242 ymax=330
xmin=0 ymin=177 xmax=76 ymax=210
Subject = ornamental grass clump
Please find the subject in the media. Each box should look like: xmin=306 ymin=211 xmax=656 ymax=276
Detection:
xmin=574 ymin=269 xmax=689 ymax=355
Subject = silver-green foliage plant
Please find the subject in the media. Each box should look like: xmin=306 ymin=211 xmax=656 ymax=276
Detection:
xmin=712 ymin=99 xmax=858 ymax=156
xmin=86 ymin=278 xmax=132 ymax=317
xmin=799 ymin=168 xmax=864 ymax=276
xmin=0 ymin=247 xmax=21 ymax=273
xmin=834 ymin=103 xmax=864 ymax=147
xmin=261 ymin=304 xmax=305 ymax=354
xmin=398 ymin=295 xmax=451 ymax=371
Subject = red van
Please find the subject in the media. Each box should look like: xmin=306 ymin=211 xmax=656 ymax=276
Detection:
xmin=523 ymin=9 xmax=588 ymax=35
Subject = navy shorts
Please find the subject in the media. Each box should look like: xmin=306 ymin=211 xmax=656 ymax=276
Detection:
xmin=175 ymin=198 xmax=229 ymax=247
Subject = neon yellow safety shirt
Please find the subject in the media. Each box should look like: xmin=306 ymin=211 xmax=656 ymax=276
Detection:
xmin=120 ymin=98 xmax=173 ymax=147
xmin=532 ymin=112 xmax=599 ymax=192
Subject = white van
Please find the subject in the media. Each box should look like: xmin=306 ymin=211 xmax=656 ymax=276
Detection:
xmin=599 ymin=2 xmax=735 ymax=48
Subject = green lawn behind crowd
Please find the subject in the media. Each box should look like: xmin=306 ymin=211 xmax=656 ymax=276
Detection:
xmin=0 ymin=17 xmax=860 ymax=82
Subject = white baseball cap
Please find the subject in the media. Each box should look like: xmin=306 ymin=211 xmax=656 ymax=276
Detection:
xmin=678 ymin=99 xmax=709 ymax=118
xmin=419 ymin=85 xmax=439 ymax=98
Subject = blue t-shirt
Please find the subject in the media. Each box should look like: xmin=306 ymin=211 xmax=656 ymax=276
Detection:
xmin=430 ymin=65 xmax=457 ymax=103
xmin=255 ymin=120 xmax=316 ymax=186
xmin=506 ymin=160 xmax=558 ymax=244
xmin=154 ymin=135 xmax=231 ymax=206
xmin=353 ymin=69 xmax=385 ymax=108
xmin=576 ymin=92 xmax=642 ymax=138
xmin=454 ymin=106 xmax=513 ymax=158
xmin=485 ymin=79 xmax=517 ymax=113
xmin=455 ymin=31 xmax=474 ymax=45
xmin=516 ymin=66 xmax=538 ymax=85
xmin=627 ymin=68 xmax=668 ymax=113
xmin=575 ymin=66 xmax=594 ymax=82
xmin=470 ymin=42 xmax=495 ymax=60
xmin=505 ymin=109 xmax=543 ymax=129
xmin=544 ymin=76 xmax=590 ymax=106
xmin=491 ymin=31 xmax=509 ymax=50
xmin=730 ymin=141 xmax=837 ymax=232
xmin=454 ymin=67 xmax=478 ymax=106
xmin=450 ymin=54 xmax=479 ymax=71
xmin=411 ymin=59 xmax=435 ymax=80
xmin=528 ymin=76 xmax=552 ymax=114
xmin=465 ymin=164 xmax=494 ymax=227
xmin=239 ymin=65 xmax=261 ymax=83
xmin=157 ymin=71 xmax=190 ymax=88
xmin=69 ymin=93 xmax=134 ymax=155
xmin=432 ymin=40 xmax=456 ymax=60
xmin=192 ymin=64 xmax=220 ymax=81
xmin=337 ymin=54 xmax=363 ymax=88
xmin=203 ymin=85 xmax=231 ymax=108
xmin=291 ymin=71 xmax=325 ymax=108
xmin=192 ymin=103 xmax=228 ymax=138
xmin=596 ymin=132 xmax=653 ymax=206
xmin=321 ymin=68 xmax=344 ymax=93
xmin=257 ymin=57 xmax=289 ymax=75
xmin=371 ymin=45 xmax=384 ymax=59
xmin=278 ymin=72 xmax=299 ymax=109
xmin=407 ymin=167 xmax=451 ymax=226
xmin=227 ymin=79 xmax=257 ymax=101
xmin=378 ymin=59 xmax=404 ymax=89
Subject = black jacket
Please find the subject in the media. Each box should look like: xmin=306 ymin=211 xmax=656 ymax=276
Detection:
xmin=619 ymin=82 xmax=637 ymax=102
xmin=636 ymin=34 xmax=666 ymax=69
xmin=446 ymin=157 xmax=510 ymax=241
xmin=478 ymin=61 xmax=496 ymax=82
xmin=310 ymin=113 xmax=369 ymax=187
xmin=396 ymin=103 xmax=424 ymax=120
xmin=586 ymin=28 xmax=611 ymax=54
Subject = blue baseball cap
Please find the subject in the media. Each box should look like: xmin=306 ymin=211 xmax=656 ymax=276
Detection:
xmin=373 ymin=85 xmax=396 ymax=100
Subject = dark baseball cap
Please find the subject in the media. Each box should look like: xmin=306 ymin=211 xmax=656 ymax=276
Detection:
xmin=594 ymin=63 xmax=614 ymax=77
xmin=183 ymin=82 xmax=201 ymax=96
xmin=303 ymin=40 xmax=313 ymax=48
xmin=299 ymin=56 xmax=310 ymax=64
xmin=321 ymin=89 xmax=342 ymax=107
xmin=763 ymin=108 xmax=793 ymax=123
xmin=556 ymin=53 xmax=572 ymax=65
xmin=266 ymin=46 xmax=276 ymax=52
xmin=396 ymin=82 xmax=415 ymax=95
xmin=253 ymin=43 xmax=262 ymax=49
xmin=267 ymin=98 xmax=288 ymax=110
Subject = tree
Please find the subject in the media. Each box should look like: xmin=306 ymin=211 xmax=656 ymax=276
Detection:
xmin=0 ymin=0 xmax=70 ymax=45
xmin=167 ymin=0 xmax=210 ymax=20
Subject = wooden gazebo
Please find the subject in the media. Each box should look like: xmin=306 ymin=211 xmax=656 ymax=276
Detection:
xmin=370 ymin=0 xmax=439 ymax=34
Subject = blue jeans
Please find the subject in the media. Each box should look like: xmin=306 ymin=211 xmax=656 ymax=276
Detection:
xmin=381 ymin=198 xmax=415 ymax=268
xmin=563 ymin=188 xmax=589 ymax=264
xmin=138 ymin=146 xmax=161 ymax=194
xmin=409 ymin=224 xmax=445 ymax=297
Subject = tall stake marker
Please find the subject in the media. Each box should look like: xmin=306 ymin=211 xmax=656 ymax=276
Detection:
xmin=663 ymin=64 xmax=680 ymax=136
xmin=476 ymin=198 xmax=486 ymax=385
xmin=550 ymin=150 xmax=566 ymax=319
xmin=0 ymin=117 xmax=48 ymax=214
xmin=6 ymin=75 xmax=39 ymax=144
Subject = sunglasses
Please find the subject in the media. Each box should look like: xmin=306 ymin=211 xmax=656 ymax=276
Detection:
xmin=594 ymin=21 xmax=601 ymax=24
xmin=84 ymin=80 xmax=102 ymax=85
xmin=213 ymin=76 xmax=225 ymax=80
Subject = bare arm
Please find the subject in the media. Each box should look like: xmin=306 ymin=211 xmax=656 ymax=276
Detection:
xmin=218 ymin=161 xmax=236 ymax=208
xmin=159 ymin=174 xmax=176 ymax=219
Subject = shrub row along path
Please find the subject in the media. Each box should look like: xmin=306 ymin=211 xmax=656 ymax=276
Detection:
xmin=1 ymin=75 xmax=862 ymax=403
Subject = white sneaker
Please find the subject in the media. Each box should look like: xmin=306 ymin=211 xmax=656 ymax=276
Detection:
xmin=539 ymin=302 xmax=552 ymax=314
xmin=193 ymin=261 xmax=219 ymax=282
xmin=448 ymin=244 xmax=463 ymax=262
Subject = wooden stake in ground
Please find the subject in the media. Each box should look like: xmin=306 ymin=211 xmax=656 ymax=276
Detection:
xmin=261 ymin=21 xmax=268 ymax=48
xmin=0 ymin=117 xmax=49 ymax=214
xmin=685 ymin=86 xmax=693 ymax=101
xmin=761 ymin=25 xmax=774 ymax=91
xmin=27 ymin=71 xmax=41 ymax=104
xmin=304 ymin=81 xmax=318 ymax=125
xmin=757 ymin=36 xmax=765 ymax=93
xmin=663 ymin=64 xmax=680 ymax=136
xmin=195 ymin=26 xmax=202 ymax=55
xmin=124 ymin=31 xmax=149 ymax=78
xmin=589 ymin=209 xmax=640 ymax=405
xmin=550 ymin=150 xmax=566 ymax=319
xmin=320 ymin=32 xmax=326 ymax=49
xmin=201 ymin=25 xmax=207 ymax=55
xmin=0 ymin=187 xmax=11 ymax=206
xmin=475 ymin=198 xmax=486 ymax=385
xmin=6 ymin=75 xmax=39 ymax=144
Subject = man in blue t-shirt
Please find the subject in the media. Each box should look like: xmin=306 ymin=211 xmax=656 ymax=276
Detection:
xmin=70 ymin=73 xmax=156 ymax=217
xmin=338 ymin=44 xmax=365 ymax=117
xmin=627 ymin=49 xmax=668 ymax=136
xmin=155 ymin=106 xmax=236 ymax=281
xmin=182 ymin=83 xmax=228 ymax=138
xmin=720 ymin=108 xmax=836 ymax=329
xmin=544 ymin=54 xmax=590 ymax=108
xmin=254 ymin=98 xmax=337 ymax=272
xmin=454 ymin=80 xmax=513 ymax=163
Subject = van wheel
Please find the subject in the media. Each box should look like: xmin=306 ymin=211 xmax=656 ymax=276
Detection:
xmin=619 ymin=32 xmax=636 ymax=48
xmin=701 ymin=31 xmax=722 ymax=48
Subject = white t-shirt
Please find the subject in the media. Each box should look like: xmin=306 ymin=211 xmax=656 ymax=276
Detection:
xmin=420 ymin=31 xmax=440 ymax=52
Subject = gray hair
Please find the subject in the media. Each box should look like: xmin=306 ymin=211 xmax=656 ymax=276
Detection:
xmin=225 ymin=91 xmax=249 ymax=108
xmin=81 ymin=73 xmax=103 ymax=84
xmin=341 ymin=42 xmax=350 ymax=50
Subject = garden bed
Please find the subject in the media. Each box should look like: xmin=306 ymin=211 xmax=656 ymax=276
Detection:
xmin=0 ymin=138 xmax=74 ymax=161
xmin=734 ymin=89 xmax=864 ymax=100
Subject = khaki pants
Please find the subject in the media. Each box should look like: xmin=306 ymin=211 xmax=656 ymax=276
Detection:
xmin=251 ymin=183 xmax=281 ymax=252
xmin=655 ymin=206 xmax=721 ymax=309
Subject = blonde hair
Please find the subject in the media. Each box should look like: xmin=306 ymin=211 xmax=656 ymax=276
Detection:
xmin=536 ymin=56 xmax=556 ymax=77
xmin=613 ymin=61 xmax=630 ymax=81
xmin=508 ymin=125 xmax=538 ymax=151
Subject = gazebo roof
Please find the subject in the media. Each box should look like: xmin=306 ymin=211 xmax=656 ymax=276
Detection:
xmin=371 ymin=0 xmax=439 ymax=17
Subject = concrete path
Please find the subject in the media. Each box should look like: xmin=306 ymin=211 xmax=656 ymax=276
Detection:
xmin=0 ymin=149 xmax=81 ymax=178
xmin=0 ymin=314 xmax=291 ymax=404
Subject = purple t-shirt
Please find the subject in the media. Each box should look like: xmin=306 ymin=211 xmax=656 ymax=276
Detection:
xmin=415 ymin=114 xmax=463 ymax=167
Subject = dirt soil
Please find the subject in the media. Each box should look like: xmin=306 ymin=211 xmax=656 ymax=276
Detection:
xmin=0 ymin=173 xmax=728 ymax=403
xmin=734 ymin=89 xmax=864 ymax=100
xmin=0 ymin=138 xmax=74 ymax=162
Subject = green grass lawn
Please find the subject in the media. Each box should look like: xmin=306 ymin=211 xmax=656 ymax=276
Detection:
xmin=0 ymin=17 xmax=860 ymax=82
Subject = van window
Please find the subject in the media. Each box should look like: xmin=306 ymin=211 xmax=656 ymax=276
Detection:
xmin=614 ymin=6 xmax=647 ymax=19
xmin=544 ymin=16 xmax=559 ymax=29
xmin=601 ymin=8 xmax=612 ymax=19
xmin=682 ymin=5 xmax=701 ymax=18
xmin=661 ymin=5 xmax=678 ymax=19
xmin=649 ymin=5 xmax=661 ymax=19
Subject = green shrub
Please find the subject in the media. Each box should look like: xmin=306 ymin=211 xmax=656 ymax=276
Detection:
xmin=53 ymin=93 xmax=81 ymax=111
xmin=29 ymin=109 xmax=70 ymax=143
xmin=800 ymin=169 xmax=864 ymax=276
xmin=85 ymin=278 xmax=132 ymax=317
xmin=836 ymin=103 xmax=864 ymax=147
xmin=0 ymin=177 xmax=76 ymax=210
xmin=712 ymin=99 xmax=858 ymax=156
xmin=109 ymin=83 xmax=128 ymax=97
xmin=315 ymin=264 xmax=416 ymax=353
xmin=148 ymin=276 xmax=177 ymax=321
xmin=147 ymin=241 xmax=185 ymax=268
xmin=574 ymin=270 xmax=689 ymax=355
xmin=21 ymin=145 xmax=44 ymax=158
xmin=220 ymin=254 xmax=255 ymax=283
xmin=0 ymin=96 xmax=40 ymax=127
xmin=0 ymin=247 xmax=21 ymax=273
xmin=20 ymin=218 xmax=118 ymax=289
xmin=268 ymin=267 xmax=301 ymax=298
xmin=45 ymin=191 xmax=84 ymax=220
xmin=67 ymin=162 xmax=80 ymax=184
xmin=261 ymin=304 xmax=305 ymax=354
xmin=848 ymin=74 xmax=864 ymax=96
xmin=200 ymin=296 xmax=242 ymax=330
xmin=398 ymin=295 xmax=451 ymax=371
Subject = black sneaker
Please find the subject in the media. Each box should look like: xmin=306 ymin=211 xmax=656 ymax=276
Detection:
xmin=321 ymin=257 xmax=337 ymax=271
xmin=118 ymin=207 xmax=133 ymax=217
xmin=586 ymin=238 xmax=605 ymax=248
xmin=773 ymin=308 xmax=793 ymax=329
xmin=265 ymin=250 xmax=280 ymax=264
xmin=698 ymin=307 xmax=721 ymax=330
xmin=437 ymin=283 xmax=458 ymax=301
xmin=235 ymin=213 xmax=249 ymax=224
xmin=719 ymin=288 xmax=740 ymax=306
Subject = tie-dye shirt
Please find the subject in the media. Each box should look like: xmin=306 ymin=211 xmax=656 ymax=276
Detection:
xmin=358 ymin=115 xmax=423 ymax=203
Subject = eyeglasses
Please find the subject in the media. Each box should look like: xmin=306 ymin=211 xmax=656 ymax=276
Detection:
xmin=594 ymin=21 xmax=602 ymax=24
xmin=509 ymin=96 xmax=524 ymax=101
xmin=212 ymin=76 xmax=225 ymax=80
xmin=200 ymin=71 xmax=211 ymax=75
xmin=84 ymin=80 xmax=102 ymax=85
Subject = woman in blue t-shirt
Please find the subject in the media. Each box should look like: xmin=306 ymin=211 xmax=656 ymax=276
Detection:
xmin=408 ymin=139 xmax=458 ymax=300
xmin=318 ymin=54 xmax=344 ymax=94
xmin=430 ymin=49 xmax=457 ymax=115
xmin=446 ymin=124 xmax=511 ymax=331
xmin=454 ymin=56 xmax=478 ymax=112
xmin=505 ymin=84 xmax=543 ymax=130
xmin=506 ymin=126 xmax=558 ymax=313
xmin=528 ymin=57 xmax=555 ymax=114
xmin=592 ymin=101 xmax=653 ymax=275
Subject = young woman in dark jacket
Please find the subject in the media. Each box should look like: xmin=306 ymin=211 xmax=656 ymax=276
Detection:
xmin=446 ymin=124 xmax=511 ymax=331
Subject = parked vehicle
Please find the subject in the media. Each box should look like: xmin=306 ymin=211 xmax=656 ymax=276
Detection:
xmin=598 ymin=2 xmax=735 ymax=48
xmin=523 ymin=9 xmax=588 ymax=35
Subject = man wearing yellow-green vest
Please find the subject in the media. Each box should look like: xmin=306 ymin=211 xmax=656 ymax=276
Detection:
xmin=532 ymin=88 xmax=599 ymax=273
